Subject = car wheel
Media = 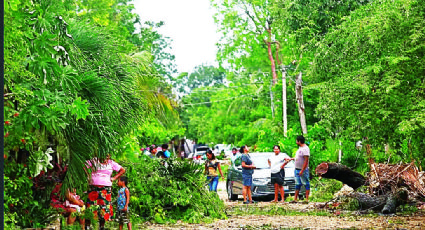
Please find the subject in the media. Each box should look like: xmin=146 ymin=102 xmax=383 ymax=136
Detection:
xmin=227 ymin=181 xmax=238 ymax=201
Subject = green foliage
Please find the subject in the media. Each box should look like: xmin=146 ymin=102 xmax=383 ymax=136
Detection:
xmin=4 ymin=161 xmax=57 ymax=228
xmin=311 ymin=0 xmax=425 ymax=169
xmin=4 ymin=0 xmax=181 ymax=191
xmin=340 ymin=143 xmax=368 ymax=173
xmin=173 ymin=65 xmax=226 ymax=96
xmin=397 ymin=204 xmax=418 ymax=214
xmin=272 ymin=0 xmax=371 ymax=52
xmin=211 ymin=0 xmax=275 ymax=72
xmin=310 ymin=178 xmax=343 ymax=202
xmin=121 ymin=156 xmax=227 ymax=223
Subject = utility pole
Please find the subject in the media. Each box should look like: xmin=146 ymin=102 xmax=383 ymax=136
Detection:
xmin=270 ymin=83 xmax=275 ymax=118
xmin=281 ymin=65 xmax=289 ymax=137
xmin=295 ymin=72 xmax=307 ymax=134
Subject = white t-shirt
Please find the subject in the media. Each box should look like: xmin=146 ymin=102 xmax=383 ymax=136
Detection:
xmin=268 ymin=153 xmax=286 ymax=174
xmin=295 ymin=145 xmax=310 ymax=169
xmin=231 ymin=153 xmax=242 ymax=168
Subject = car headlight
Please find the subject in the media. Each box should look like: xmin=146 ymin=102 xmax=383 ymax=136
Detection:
xmin=252 ymin=178 xmax=269 ymax=185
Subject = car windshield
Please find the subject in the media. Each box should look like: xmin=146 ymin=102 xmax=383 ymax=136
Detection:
xmin=250 ymin=153 xmax=295 ymax=169
xmin=251 ymin=155 xmax=271 ymax=169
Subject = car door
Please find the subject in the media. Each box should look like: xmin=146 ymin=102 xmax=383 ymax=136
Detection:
xmin=232 ymin=166 xmax=244 ymax=194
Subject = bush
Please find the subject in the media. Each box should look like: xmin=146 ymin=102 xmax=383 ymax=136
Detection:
xmin=121 ymin=155 xmax=227 ymax=223
xmin=4 ymin=161 xmax=57 ymax=229
xmin=310 ymin=178 xmax=343 ymax=202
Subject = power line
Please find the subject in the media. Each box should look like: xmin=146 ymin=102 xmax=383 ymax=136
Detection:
xmin=181 ymin=94 xmax=255 ymax=106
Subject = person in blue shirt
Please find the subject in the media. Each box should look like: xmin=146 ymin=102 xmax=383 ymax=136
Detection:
xmin=240 ymin=146 xmax=256 ymax=204
xmin=117 ymin=176 xmax=132 ymax=230
xmin=161 ymin=144 xmax=171 ymax=158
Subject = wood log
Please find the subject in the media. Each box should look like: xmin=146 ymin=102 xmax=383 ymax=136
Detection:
xmin=316 ymin=162 xmax=366 ymax=189
xmin=348 ymin=192 xmax=387 ymax=211
xmin=382 ymin=188 xmax=408 ymax=214
xmin=348 ymin=188 xmax=408 ymax=213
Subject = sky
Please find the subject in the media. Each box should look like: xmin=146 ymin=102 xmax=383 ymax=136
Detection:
xmin=131 ymin=0 xmax=221 ymax=74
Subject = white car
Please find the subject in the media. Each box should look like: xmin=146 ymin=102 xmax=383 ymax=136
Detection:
xmin=214 ymin=144 xmax=233 ymax=157
xmin=189 ymin=146 xmax=209 ymax=164
xmin=226 ymin=152 xmax=305 ymax=200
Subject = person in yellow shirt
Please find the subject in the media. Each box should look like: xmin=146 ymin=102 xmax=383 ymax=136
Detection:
xmin=205 ymin=149 xmax=225 ymax=192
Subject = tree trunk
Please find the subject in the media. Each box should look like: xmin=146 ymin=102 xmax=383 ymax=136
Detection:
xmin=295 ymin=72 xmax=307 ymax=134
xmin=348 ymin=188 xmax=408 ymax=213
xmin=348 ymin=192 xmax=387 ymax=211
xmin=270 ymin=85 xmax=275 ymax=118
xmin=382 ymin=188 xmax=408 ymax=214
xmin=265 ymin=28 xmax=277 ymax=85
xmin=282 ymin=68 xmax=287 ymax=137
xmin=316 ymin=162 xmax=366 ymax=189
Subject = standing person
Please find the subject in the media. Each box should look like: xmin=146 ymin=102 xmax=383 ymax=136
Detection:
xmin=161 ymin=144 xmax=171 ymax=158
xmin=230 ymin=147 xmax=241 ymax=169
xmin=117 ymin=176 xmax=132 ymax=230
xmin=205 ymin=149 xmax=225 ymax=192
xmin=288 ymin=135 xmax=310 ymax=203
xmin=268 ymin=145 xmax=290 ymax=203
xmin=85 ymin=154 xmax=125 ymax=230
xmin=150 ymin=145 xmax=157 ymax=158
xmin=240 ymin=146 xmax=256 ymax=204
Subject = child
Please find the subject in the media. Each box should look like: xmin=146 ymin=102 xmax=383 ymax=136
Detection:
xmin=117 ymin=176 xmax=132 ymax=230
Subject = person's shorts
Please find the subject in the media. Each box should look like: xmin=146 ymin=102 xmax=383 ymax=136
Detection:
xmin=116 ymin=210 xmax=130 ymax=224
xmin=295 ymin=168 xmax=310 ymax=190
xmin=242 ymin=174 xmax=252 ymax=186
xmin=271 ymin=169 xmax=285 ymax=186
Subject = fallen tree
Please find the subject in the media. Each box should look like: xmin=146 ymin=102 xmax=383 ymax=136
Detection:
xmin=368 ymin=162 xmax=425 ymax=199
xmin=315 ymin=162 xmax=366 ymax=189
xmin=316 ymin=161 xmax=424 ymax=214
xmin=348 ymin=188 xmax=408 ymax=213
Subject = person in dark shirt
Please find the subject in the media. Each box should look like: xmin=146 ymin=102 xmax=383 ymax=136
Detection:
xmin=240 ymin=146 xmax=256 ymax=204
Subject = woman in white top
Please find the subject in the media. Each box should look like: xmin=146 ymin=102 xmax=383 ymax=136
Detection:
xmin=268 ymin=145 xmax=290 ymax=202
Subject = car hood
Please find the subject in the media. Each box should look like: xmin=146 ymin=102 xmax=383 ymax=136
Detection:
xmin=253 ymin=167 xmax=295 ymax=178
xmin=253 ymin=168 xmax=271 ymax=179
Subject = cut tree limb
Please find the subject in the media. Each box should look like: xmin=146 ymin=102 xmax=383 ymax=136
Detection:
xmin=348 ymin=188 xmax=408 ymax=213
xmin=316 ymin=162 xmax=366 ymax=189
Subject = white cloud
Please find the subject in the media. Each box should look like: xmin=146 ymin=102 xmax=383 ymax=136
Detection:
xmin=132 ymin=0 xmax=220 ymax=74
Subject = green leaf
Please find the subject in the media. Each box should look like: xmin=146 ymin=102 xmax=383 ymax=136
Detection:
xmin=70 ymin=97 xmax=89 ymax=121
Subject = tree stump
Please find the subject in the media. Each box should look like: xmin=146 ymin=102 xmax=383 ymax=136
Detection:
xmin=316 ymin=162 xmax=366 ymax=189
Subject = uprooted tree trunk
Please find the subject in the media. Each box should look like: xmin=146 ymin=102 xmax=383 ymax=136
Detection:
xmin=348 ymin=188 xmax=408 ymax=213
xmin=316 ymin=162 xmax=366 ymax=189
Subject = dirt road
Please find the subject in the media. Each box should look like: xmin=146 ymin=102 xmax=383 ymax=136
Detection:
xmin=143 ymin=181 xmax=425 ymax=229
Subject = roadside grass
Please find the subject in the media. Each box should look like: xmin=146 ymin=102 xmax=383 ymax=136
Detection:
xmin=397 ymin=204 xmax=419 ymax=215
xmin=227 ymin=204 xmax=331 ymax=217
xmin=236 ymin=225 xmax=320 ymax=230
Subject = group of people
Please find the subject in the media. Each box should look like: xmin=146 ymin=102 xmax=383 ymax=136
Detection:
xmin=54 ymin=135 xmax=309 ymax=229
xmin=51 ymin=155 xmax=132 ymax=230
xmin=225 ymin=135 xmax=311 ymax=204
xmin=141 ymin=144 xmax=171 ymax=159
